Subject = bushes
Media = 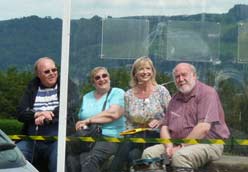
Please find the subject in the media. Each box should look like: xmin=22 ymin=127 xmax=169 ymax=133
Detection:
xmin=0 ymin=67 xmax=33 ymax=118
xmin=0 ymin=119 xmax=23 ymax=135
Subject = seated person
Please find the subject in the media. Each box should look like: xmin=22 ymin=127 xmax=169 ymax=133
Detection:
xmin=142 ymin=63 xmax=230 ymax=172
xmin=67 ymin=66 xmax=125 ymax=172
xmin=16 ymin=57 xmax=79 ymax=172
xmin=110 ymin=57 xmax=171 ymax=172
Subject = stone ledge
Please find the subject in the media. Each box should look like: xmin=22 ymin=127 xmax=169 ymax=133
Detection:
xmin=206 ymin=155 xmax=248 ymax=172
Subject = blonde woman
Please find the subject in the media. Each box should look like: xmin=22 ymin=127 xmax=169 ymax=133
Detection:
xmin=110 ymin=56 xmax=171 ymax=172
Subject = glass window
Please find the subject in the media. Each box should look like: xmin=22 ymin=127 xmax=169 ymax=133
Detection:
xmin=1 ymin=1 xmax=248 ymax=172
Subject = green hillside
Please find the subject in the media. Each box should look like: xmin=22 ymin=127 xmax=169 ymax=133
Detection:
xmin=0 ymin=5 xmax=247 ymax=73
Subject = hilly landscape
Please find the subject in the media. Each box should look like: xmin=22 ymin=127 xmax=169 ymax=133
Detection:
xmin=0 ymin=4 xmax=248 ymax=81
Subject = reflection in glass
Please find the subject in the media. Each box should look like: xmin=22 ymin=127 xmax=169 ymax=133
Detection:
xmin=101 ymin=18 xmax=149 ymax=59
xmin=166 ymin=20 xmax=220 ymax=62
xmin=237 ymin=22 xmax=248 ymax=63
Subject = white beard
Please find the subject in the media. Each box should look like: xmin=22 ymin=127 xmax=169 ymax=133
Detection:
xmin=177 ymin=79 xmax=196 ymax=94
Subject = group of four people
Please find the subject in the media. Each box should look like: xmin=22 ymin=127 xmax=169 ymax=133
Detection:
xmin=16 ymin=56 xmax=230 ymax=172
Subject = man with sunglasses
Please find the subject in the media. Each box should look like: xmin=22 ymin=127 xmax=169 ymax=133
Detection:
xmin=16 ymin=57 xmax=79 ymax=172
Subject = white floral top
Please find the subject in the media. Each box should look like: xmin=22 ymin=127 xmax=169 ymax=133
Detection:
xmin=125 ymin=85 xmax=171 ymax=129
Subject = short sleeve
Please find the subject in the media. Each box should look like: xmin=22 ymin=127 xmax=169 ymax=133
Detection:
xmin=159 ymin=85 xmax=171 ymax=110
xmin=108 ymin=88 xmax=125 ymax=108
xmin=197 ymin=89 xmax=220 ymax=123
xmin=124 ymin=92 xmax=129 ymax=116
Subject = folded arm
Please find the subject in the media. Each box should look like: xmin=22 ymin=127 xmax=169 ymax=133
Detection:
xmin=76 ymin=104 xmax=124 ymax=130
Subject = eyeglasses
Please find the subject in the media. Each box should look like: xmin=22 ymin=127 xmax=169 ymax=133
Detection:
xmin=94 ymin=73 xmax=108 ymax=81
xmin=43 ymin=68 xmax=57 ymax=75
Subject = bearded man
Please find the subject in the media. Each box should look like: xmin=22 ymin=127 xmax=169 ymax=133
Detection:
xmin=142 ymin=63 xmax=230 ymax=172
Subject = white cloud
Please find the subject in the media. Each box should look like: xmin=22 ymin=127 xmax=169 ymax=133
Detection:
xmin=0 ymin=0 xmax=247 ymax=20
xmin=0 ymin=0 xmax=63 ymax=20
xmin=71 ymin=0 xmax=248 ymax=19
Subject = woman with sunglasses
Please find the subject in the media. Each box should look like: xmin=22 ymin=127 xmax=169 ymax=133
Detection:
xmin=110 ymin=56 xmax=171 ymax=172
xmin=67 ymin=66 xmax=125 ymax=172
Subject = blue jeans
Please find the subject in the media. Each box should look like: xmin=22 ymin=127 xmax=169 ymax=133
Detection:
xmin=67 ymin=141 xmax=119 ymax=172
xmin=17 ymin=140 xmax=57 ymax=172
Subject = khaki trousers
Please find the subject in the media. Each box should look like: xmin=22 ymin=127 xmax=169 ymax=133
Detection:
xmin=142 ymin=144 xmax=223 ymax=169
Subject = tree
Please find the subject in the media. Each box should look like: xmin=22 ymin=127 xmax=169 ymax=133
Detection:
xmin=0 ymin=67 xmax=33 ymax=118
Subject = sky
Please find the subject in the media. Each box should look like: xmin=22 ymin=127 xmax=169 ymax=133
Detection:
xmin=0 ymin=0 xmax=248 ymax=21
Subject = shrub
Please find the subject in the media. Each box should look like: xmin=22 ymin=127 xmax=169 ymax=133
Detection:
xmin=0 ymin=119 xmax=23 ymax=135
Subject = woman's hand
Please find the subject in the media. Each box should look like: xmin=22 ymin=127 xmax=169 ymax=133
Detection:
xmin=75 ymin=119 xmax=91 ymax=130
xmin=148 ymin=119 xmax=161 ymax=128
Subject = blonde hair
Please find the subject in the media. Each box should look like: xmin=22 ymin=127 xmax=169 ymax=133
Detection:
xmin=130 ymin=56 xmax=157 ymax=87
xmin=90 ymin=66 xmax=110 ymax=84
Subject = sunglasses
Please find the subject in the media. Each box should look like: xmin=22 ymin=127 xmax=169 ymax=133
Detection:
xmin=43 ymin=68 xmax=57 ymax=75
xmin=94 ymin=73 xmax=108 ymax=81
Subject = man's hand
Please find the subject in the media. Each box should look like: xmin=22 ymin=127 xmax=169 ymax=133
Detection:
xmin=41 ymin=111 xmax=54 ymax=121
xmin=165 ymin=143 xmax=183 ymax=158
xmin=165 ymin=143 xmax=173 ymax=157
xmin=34 ymin=111 xmax=54 ymax=125
xmin=35 ymin=115 xmax=45 ymax=125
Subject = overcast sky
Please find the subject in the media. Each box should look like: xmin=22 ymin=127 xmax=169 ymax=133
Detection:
xmin=0 ymin=0 xmax=247 ymax=21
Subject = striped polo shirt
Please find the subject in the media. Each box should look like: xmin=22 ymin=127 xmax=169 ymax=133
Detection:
xmin=33 ymin=84 xmax=59 ymax=112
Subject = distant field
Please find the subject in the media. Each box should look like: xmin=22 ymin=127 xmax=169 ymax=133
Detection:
xmin=0 ymin=119 xmax=23 ymax=135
